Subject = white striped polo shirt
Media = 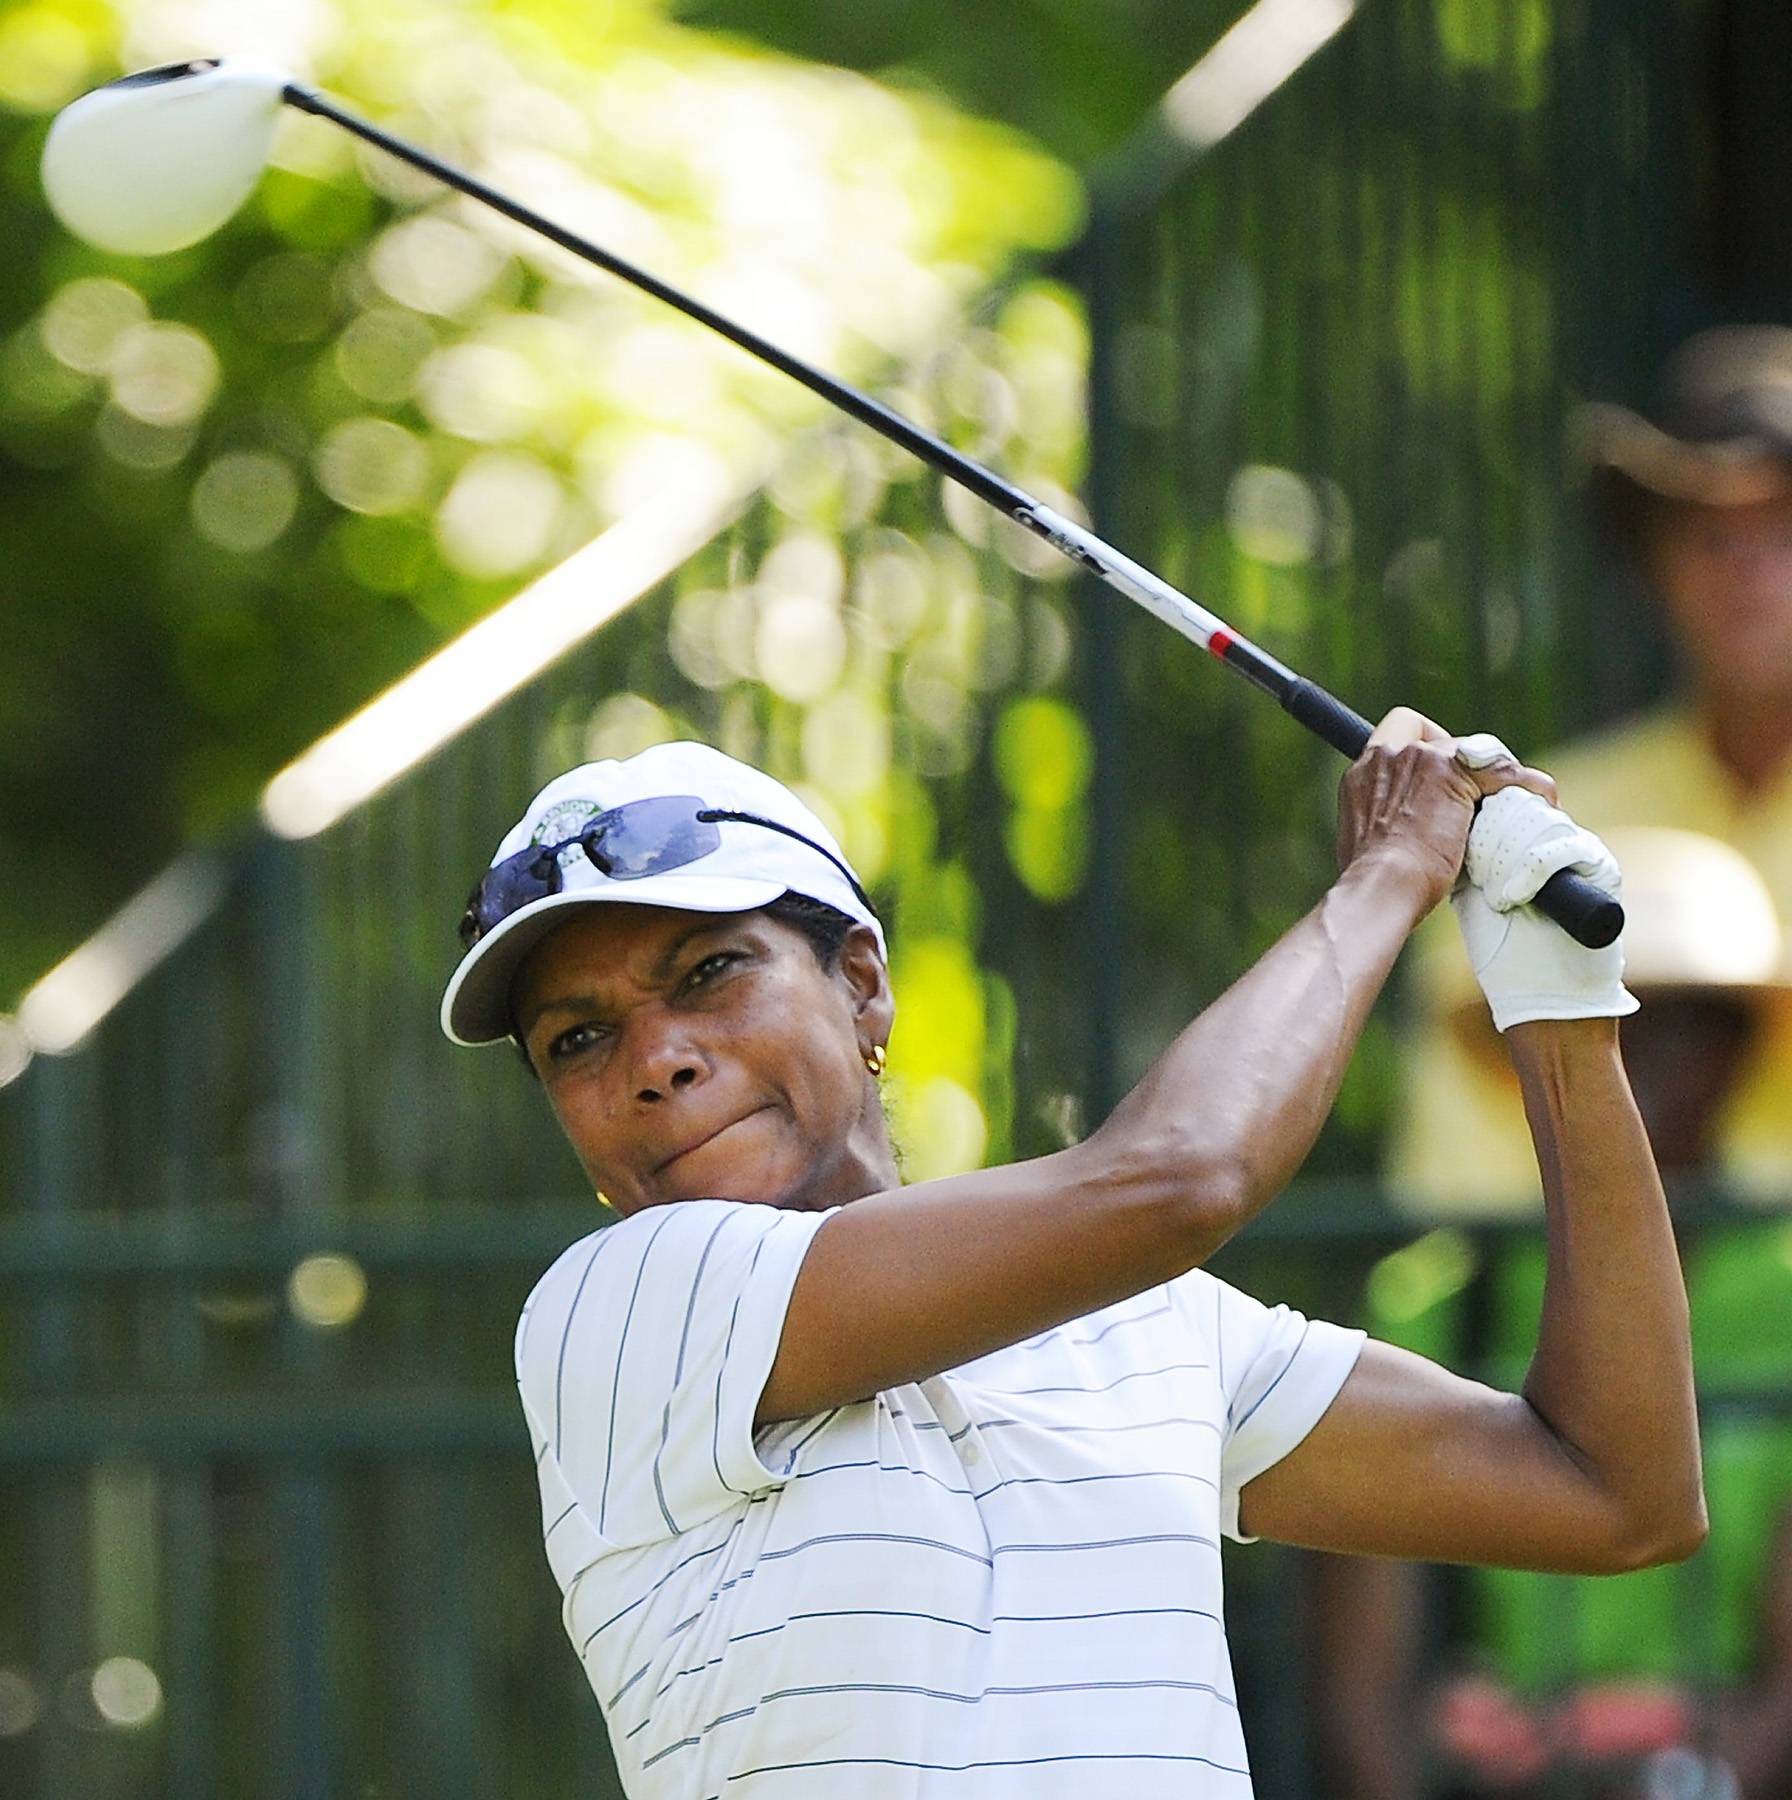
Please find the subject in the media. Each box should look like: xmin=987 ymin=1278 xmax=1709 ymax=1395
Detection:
xmin=515 ymin=1197 xmax=1363 ymax=1798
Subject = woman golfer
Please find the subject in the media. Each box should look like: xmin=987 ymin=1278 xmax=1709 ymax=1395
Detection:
xmin=440 ymin=711 xmax=1703 ymax=1798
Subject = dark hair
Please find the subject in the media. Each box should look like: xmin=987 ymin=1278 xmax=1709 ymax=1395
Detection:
xmin=761 ymin=891 xmax=858 ymax=970
xmin=509 ymin=891 xmax=863 ymax=1073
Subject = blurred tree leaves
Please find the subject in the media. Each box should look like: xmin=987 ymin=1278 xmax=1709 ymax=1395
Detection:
xmin=0 ymin=0 xmax=1688 ymax=1184
xmin=670 ymin=0 xmax=1243 ymax=165
xmin=0 ymin=0 xmax=1084 ymax=1006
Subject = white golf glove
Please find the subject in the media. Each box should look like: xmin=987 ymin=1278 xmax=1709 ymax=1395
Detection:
xmin=1449 ymin=735 xmax=1638 ymax=1033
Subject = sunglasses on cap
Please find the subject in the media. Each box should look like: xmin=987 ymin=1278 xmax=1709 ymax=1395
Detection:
xmin=458 ymin=793 xmax=873 ymax=949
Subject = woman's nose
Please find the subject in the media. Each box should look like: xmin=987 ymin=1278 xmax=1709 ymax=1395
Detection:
xmin=638 ymin=1063 xmax=699 ymax=1104
xmin=628 ymin=1014 xmax=705 ymax=1103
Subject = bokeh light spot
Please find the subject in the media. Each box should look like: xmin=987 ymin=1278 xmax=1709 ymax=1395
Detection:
xmin=667 ymin=588 xmax=735 ymax=690
xmin=1004 ymin=803 xmax=1088 ymax=903
xmin=760 ymin=531 xmax=844 ymax=607
xmin=191 ymin=452 xmax=300 ymax=553
xmin=1434 ymin=0 xmax=1552 ymax=74
xmin=435 ymin=451 xmax=564 ymax=577
xmin=801 ymin=691 xmax=890 ymax=798
xmin=416 ymin=343 xmax=545 ymax=441
xmin=668 ymin=584 xmax=759 ymax=688
xmin=754 ymin=591 xmax=846 ymax=702
xmin=893 ymin=935 xmax=986 ymax=1092
xmin=0 ymin=9 xmax=93 ymax=111
xmin=313 ymin=418 xmax=430 ymax=516
xmin=287 ymin=1254 xmax=367 ymax=1330
xmin=899 ymin=646 xmax=968 ymax=737
xmin=0 ymin=1668 xmax=42 ymax=1738
xmin=581 ymin=694 xmax=679 ymax=763
xmin=107 ymin=323 xmax=220 ymax=429
xmin=595 ymin=434 xmax=731 ymax=523
xmin=39 ymin=279 xmax=147 ymax=376
xmin=768 ymin=432 xmax=854 ymax=524
xmin=852 ymin=542 xmax=930 ymax=651
xmin=0 ymin=328 xmax=89 ymax=421
xmin=939 ymin=478 xmax=990 ymax=548
xmin=901 ymin=1077 xmax=988 ymax=1182
xmin=90 ymin=1658 xmax=161 ymax=1730
xmin=333 ymin=307 xmax=436 ymax=405
xmin=994 ymin=696 xmax=1092 ymax=809
xmin=1225 ymin=464 xmax=1323 ymax=565
xmin=370 ymin=215 xmax=508 ymax=317
xmin=1024 ymin=597 xmax=1074 ymax=688
xmin=122 ymin=0 xmax=336 ymax=79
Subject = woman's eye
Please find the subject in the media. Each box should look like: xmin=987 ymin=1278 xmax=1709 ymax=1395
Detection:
xmin=547 ymin=1023 xmax=606 ymax=1061
xmin=684 ymin=951 xmax=742 ymax=991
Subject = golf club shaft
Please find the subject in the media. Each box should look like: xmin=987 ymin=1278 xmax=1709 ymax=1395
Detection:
xmin=283 ymin=84 xmax=1621 ymax=950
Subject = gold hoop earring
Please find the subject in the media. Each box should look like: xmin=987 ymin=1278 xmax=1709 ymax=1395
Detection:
xmin=863 ymin=1043 xmax=887 ymax=1077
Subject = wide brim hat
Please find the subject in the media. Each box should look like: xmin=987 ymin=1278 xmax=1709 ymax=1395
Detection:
xmin=441 ymin=741 xmax=884 ymax=1047
xmin=1571 ymin=325 xmax=1792 ymax=536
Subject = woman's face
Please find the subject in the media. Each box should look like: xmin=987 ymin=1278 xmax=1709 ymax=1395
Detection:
xmin=513 ymin=903 xmax=895 ymax=1218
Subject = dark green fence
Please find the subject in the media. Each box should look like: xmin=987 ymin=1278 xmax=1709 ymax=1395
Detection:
xmin=4 ymin=2 xmax=1780 ymax=1797
xmin=0 ymin=372 xmax=1090 ymax=1792
xmin=1074 ymin=0 xmax=1694 ymax=1129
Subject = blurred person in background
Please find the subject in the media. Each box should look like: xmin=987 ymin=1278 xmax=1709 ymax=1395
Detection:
xmin=1394 ymin=324 xmax=1792 ymax=1212
xmin=1314 ymin=326 xmax=1792 ymax=1800
xmin=1312 ymin=829 xmax=1792 ymax=1800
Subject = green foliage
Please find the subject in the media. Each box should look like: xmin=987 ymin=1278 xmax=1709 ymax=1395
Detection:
xmin=0 ymin=0 xmax=1080 ymax=1006
xmin=671 ymin=0 xmax=1244 ymax=164
xmin=2 ymin=0 xmax=1688 ymax=1188
xmin=493 ymin=270 xmax=1095 ymax=1178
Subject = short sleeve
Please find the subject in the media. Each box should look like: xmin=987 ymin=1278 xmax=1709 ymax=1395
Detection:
xmin=1199 ymin=1273 xmax=1364 ymax=1543
xmin=515 ymin=1198 xmax=832 ymax=1550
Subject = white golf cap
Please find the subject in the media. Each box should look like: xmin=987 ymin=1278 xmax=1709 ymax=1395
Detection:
xmin=441 ymin=741 xmax=883 ymax=1047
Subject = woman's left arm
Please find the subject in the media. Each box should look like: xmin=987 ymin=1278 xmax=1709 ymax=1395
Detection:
xmin=1239 ymin=1017 xmax=1706 ymax=1573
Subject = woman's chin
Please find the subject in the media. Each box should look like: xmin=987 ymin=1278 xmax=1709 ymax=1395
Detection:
xmin=655 ymin=1109 xmax=807 ymax=1207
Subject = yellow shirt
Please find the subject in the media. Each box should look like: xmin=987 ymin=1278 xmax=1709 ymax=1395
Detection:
xmin=1389 ymin=704 xmax=1792 ymax=1217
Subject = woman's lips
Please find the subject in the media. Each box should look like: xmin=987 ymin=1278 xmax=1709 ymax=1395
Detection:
xmin=654 ymin=1105 xmax=772 ymax=1174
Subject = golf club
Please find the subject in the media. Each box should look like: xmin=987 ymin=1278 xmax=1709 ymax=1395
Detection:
xmin=42 ymin=58 xmax=1623 ymax=947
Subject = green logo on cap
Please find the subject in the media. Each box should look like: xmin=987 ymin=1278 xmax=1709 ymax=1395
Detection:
xmin=531 ymin=799 xmax=600 ymax=846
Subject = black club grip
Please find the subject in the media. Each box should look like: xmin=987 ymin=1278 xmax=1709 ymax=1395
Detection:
xmin=1280 ymin=676 xmax=1373 ymax=758
xmin=1277 ymin=678 xmax=1625 ymax=950
xmin=1531 ymin=867 xmax=1625 ymax=949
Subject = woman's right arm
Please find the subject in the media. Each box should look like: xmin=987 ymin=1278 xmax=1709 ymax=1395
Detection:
xmin=759 ymin=711 xmax=1522 ymax=1424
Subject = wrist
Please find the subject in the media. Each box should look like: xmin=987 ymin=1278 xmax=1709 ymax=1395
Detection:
xmin=1337 ymin=842 xmax=1446 ymax=923
xmin=1504 ymin=1015 xmax=1622 ymax=1073
xmin=1496 ymin=1015 xmax=1626 ymax=1080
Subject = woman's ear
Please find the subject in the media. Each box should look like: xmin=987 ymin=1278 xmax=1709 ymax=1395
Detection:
xmin=839 ymin=924 xmax=895 ymax=1049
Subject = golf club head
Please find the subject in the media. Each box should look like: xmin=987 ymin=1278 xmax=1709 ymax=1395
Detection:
xmin=42 ymin=58 xmax=293 ymax=256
